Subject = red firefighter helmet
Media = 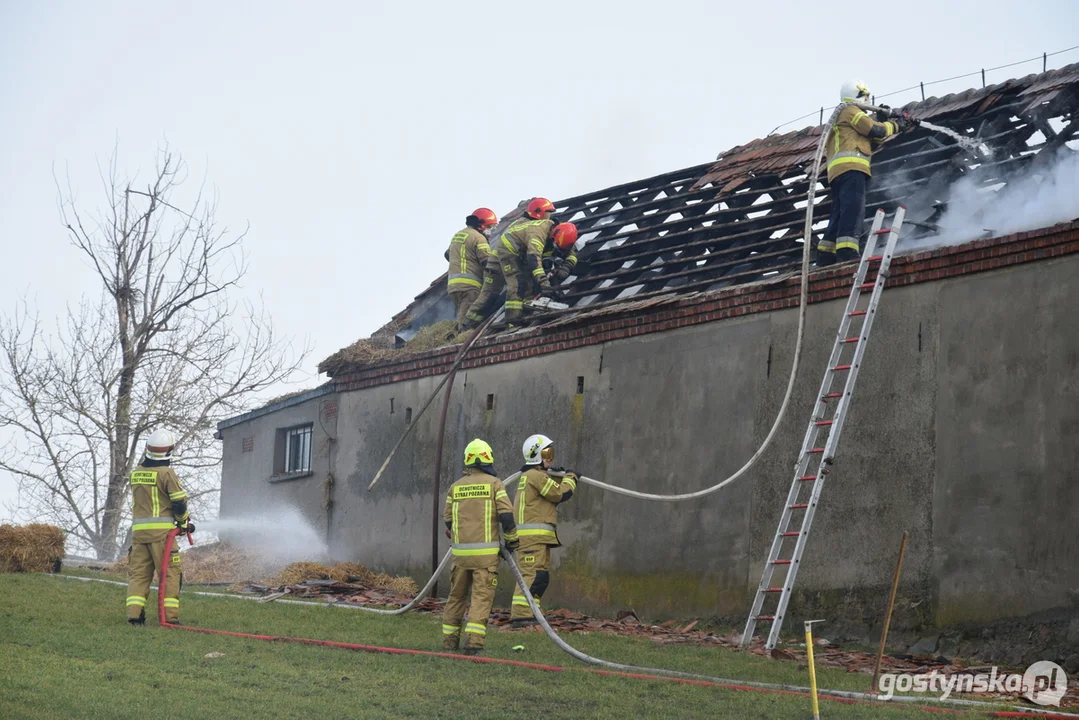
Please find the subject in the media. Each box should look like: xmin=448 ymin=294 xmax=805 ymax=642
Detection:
xmin=469 ymin=207 xmax=498 ymax=229
xmin=526 ymin=197 xmax=556 ymax=219
xmin=551 ymin=222 xmax=578 ymax=250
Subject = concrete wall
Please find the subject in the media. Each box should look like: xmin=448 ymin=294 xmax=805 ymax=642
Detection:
xmin=219 ymin=253 xmax=1079 ymax=654
xmin=219 ymin=389 xmax=337 ymax=541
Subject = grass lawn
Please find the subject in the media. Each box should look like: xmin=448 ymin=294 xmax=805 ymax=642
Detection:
xmin=0 ymin=570 xmax=1007 ymax=719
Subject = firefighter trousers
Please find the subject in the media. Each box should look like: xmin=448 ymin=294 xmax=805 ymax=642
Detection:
xmin=450 ymin=288 xmax=480 ymax=330
xmin=442 ymin=562 xmax=498 ymax=650
xmin=818 ymin=170 xmax=869 ymax=265
xmin=462 ymin=267 xmax=505 ymax=329
xmin=127 ymin=539 xmax=182 ymax=622
xmin=498 ymin=252 xmax=529 ymax=324
xmin=510 ymin=544 xmax=551 ymax=620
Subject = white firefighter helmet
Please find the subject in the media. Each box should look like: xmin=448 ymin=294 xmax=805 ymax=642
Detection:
xmin=840 ymin=79 xmax=871 ymax=103
xmin=144 ymin=429 xmax=176 ymax=461
xmin=522 ymin=434 xmax=554 ymax=465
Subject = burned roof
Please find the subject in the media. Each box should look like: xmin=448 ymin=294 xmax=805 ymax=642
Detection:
xmin=320 ymin=62 xmax=1079 ymax=377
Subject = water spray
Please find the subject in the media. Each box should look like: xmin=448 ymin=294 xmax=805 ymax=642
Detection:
xmin=917 ymin=120 xmax=994 ymax=158
xmin=852 ymin=102 xmax=994 ymax=158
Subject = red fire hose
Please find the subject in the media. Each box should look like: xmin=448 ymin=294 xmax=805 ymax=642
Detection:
xmin=152 ymin=530 xmax=1076 ymax=719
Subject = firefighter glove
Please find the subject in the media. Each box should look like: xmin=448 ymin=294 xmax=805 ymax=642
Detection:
xmin=541 ymin=286 xmax=564 ymax=301
xmin=554 ymin=265 xmax=571 ymax=281
xmin=875 ymin=104 xmax=891 ymax=122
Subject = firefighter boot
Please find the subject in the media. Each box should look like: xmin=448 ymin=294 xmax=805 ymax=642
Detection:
xmin=442 ymin=625 xmax=461 ymax=651
xmin=835 ymin=236 xmax=860 ymax=264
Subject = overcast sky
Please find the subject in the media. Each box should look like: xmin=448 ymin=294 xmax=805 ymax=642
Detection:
xmin=1 ymin=1 xmax=1076 ymax=519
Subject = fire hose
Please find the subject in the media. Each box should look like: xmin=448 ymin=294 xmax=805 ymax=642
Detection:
xmin=143 ymin=529 xmax=1077 ymax=718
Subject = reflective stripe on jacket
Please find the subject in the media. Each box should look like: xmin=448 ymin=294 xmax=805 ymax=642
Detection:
xmin=499 ymin=218 xmax=554 ymax=284
xmin=130 ymin=465 xmax=188 ymax=543
xmin=825 ymin=105 xmax=899 ymax=183
xmin=447 ymin=227 xmax=491 ymax=292
xmin=514 ymin=467 xmax=576 ymax=547
xmin=443 ymin=468 xmax=516 ymax=567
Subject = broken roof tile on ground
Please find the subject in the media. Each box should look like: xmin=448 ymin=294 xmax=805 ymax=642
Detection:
xmin=321 ymin=63 xmax=1079 ymax=376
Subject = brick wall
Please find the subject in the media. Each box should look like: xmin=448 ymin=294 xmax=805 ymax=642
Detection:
xmin=333 ymin=221 xmax=1079 ymax=393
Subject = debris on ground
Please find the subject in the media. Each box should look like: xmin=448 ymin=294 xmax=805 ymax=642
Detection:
xmin=0 ymin=523 xmax=66 ymax=573
xmin=245 ymin=579 xmax=1077 ymax=709
xmin=101 ymin=541 xmax=418 ymax=594
xmin=243 ymin=561 xmax=419 ymax=596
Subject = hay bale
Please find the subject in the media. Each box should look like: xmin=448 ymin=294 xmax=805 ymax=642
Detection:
xmin=0 ymin=523 xmax=66 ymax=573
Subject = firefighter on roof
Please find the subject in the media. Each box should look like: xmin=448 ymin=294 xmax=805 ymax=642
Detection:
xmin=462 ymin=198 xmax=577 ymax=329
xmin=442 ymin=438 xmax=518 ymax=655
xmin=445 ymin=208 xmax=498 ymax=332
xmin=126 ymin=429 xmax=194 ymax=625
xmin=509 ymin=434 xmax=578 ymax=628
xmin=536 ymin=222 xmax=579 ymax=295
xmin=817 ymin=80 xmax=914 ymax=266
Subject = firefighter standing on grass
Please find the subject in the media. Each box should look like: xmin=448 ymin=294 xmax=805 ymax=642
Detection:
xmin=509 ymin=434 xmax=578 ymax=628
xmin=441 ymin=439 xmax=519 ymax=655
xmin=816 ymin=80 xmax=915 ymax=266
xmin=126 ymin=429 xmax=194 ymax=625
xmin=445 ymin=208 xmax=498 ymax=332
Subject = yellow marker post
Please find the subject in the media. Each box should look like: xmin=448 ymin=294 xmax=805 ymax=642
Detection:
xmin=804 ymin=619 xmax=827 ymax=720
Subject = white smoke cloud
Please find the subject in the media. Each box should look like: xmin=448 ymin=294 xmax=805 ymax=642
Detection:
xmin=897 ymin=149 xmax=1079 ymax=254
xmin=197 ymin=505 xmax=331 ymax=564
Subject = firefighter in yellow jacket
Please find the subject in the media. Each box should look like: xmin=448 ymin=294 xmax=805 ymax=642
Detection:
xmin=126 ymin=429 xmax=194 ymax=625
xmin=442 ymin=438 xmax=519 ymax=655
xmin=817 ymin=80 xmax=915 ymax=266
xmin=445 ymin=208 xmax=498 ymax=331
xmin=462 ymin=198 xmax=577 ymax=329
xmin=533 ymin=222 xmax=580 ymax=296
xmin=509 ymin=433 xmax=578 ymax=627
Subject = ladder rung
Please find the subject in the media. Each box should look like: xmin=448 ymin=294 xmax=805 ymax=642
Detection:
xmin=798 ymin=475 xmax=817 ymax=481
xmin=842 ymin=337 xmax=860 ymax=343
xmin=815 ymin=420 xmax=834 ymax=426
xmin=867 ymin=254 xmax=884 ymax=261
xmin=790 ymin=503 xmax=809 ymax=509
xmin=807 ymin=448 xmax=825 ymax=454
xmin=833 ymin=364 xmax=852 ymax=371
xmin=874 ymin=228 xmax=891 ymax=235
xmin=849 ymin=310 xmax=867 ymax=317
xmin=756 ymin=615 xmax=775 ymax=621
xmin=822 ymin=392 xmax=842 ymax=399
xmin=781 ymin=531 xmax=800 ymax=537
xmin=859 ymin=282 xmax=877 ymax=290
xmin=772 ymin=560 xmax=791 ymax=565
xmin=764 ymin=587 xmax=783 ymax=593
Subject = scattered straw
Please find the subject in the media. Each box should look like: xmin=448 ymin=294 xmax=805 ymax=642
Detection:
xmin=402 ymin=320 xmax=458 ymax=353
xmin=100 ymin=540 xmax=417 ymax=595
xmin=0 ymin=523 xmax=66 ymax=573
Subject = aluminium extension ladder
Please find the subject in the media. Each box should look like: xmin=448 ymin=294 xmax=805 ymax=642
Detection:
xmin=741 ymin=206 xmax=906 ymax=650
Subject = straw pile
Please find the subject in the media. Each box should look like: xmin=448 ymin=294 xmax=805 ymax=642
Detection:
xmin=0 ymin=523 xmax=66 ymax=573
xmin=318 ymin=316 xmax=468 ymax=376
xmin=263 ymin=561 xmax=418 ymax=595
xmin=104 ymin=541 xmax=278 ymax=583
xmin=401 ymin=320 xmax=458 ymax=353
xmin=102 ymin=541 xmax=419 ymax=595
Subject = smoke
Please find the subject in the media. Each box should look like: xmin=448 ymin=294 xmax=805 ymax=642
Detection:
xmin=197 ymin=505 xmax=331 ymax=564
xmin=897 ymin=150 xmax=1079 ymax=254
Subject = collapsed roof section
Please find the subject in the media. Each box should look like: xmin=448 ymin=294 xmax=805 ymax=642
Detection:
xmin=320 ymin=63 xmax=1079 ymax=377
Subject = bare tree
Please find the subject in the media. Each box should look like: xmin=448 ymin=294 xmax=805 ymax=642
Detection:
xmin=0 ymin=148 xmax=309 ymax=560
